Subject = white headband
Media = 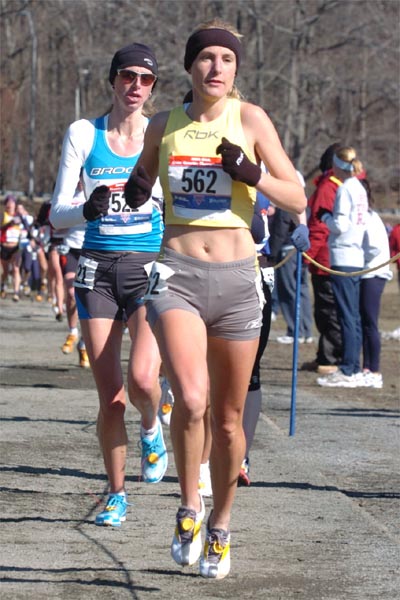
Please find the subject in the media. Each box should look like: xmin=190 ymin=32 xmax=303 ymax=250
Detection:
xmin=333 ymin=154 xmax=354 ymax=172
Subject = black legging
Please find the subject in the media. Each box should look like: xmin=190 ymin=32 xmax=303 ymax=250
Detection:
xmin=249 ymin=281 xmax=272 ymax=391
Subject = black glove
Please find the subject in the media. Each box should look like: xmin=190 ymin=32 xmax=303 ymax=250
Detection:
xmin=83 ymin=186 xmax=110 ymax=221
xmin=316 ymin=207 xmax=332 ymax=222
xmin=291 ymin=224 xmax=310 ymax=252
xmin=124 ymin=166 xmax=152 ymax=209
xmin=216 ymin=137 xmax=261 ymax=187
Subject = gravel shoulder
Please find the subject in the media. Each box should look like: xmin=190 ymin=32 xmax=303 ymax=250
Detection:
xmin=0 ymin=275 xmax=399 ymax=600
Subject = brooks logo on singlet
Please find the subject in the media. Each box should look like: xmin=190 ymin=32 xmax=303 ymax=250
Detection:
xmin=90 ymin=166 xmax=134 ymax=176
xmin=183 ymin=130 xmax=219 ymax=140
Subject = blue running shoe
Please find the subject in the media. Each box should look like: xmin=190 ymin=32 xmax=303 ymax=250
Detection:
xmin=141 ymin=417 xmax=168 ymax=483
xmin=95 ymin=494 xmax=128 ymax=527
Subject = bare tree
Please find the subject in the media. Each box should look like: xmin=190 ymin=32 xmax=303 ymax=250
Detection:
xmin=0 ymin=0 xmax=398 ymax=206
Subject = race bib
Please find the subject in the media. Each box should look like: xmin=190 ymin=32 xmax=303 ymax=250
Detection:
xmin=143 ymin=261 xmax=175 ymax=300
xmin=168 ymin=155 xmax=232 ymax=221
xmin=98 ymin=182 xmax=152 ymax=235
xmin=74 ymin=256 xmax=98 ymax=290
xmin=261 ymin=266 xmax=275 ymax=293
xmin=255 ymin=270 xmax=266 ymax=310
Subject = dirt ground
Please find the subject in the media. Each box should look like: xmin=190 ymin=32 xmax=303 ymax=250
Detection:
xmin=0 ymin=266 xmax=399 ymax=600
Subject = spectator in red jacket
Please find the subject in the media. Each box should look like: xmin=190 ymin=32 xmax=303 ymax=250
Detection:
xmin=302 ymin=143 xmax=343 ymax=374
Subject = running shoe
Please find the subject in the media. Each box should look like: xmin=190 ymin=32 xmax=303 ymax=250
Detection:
xmin=238 ymin=457 xmax=251 ymax=487
xmin=360 ymin=370 xmax=383 ymax=389
xmin=200 ymin=524 xmax=231 ymax=579
xmin=299 ymin=336 xmax=314 ymax=344
xmin=276 ymin=335 xmax=294 ymax=344
xmin=12 ymin=293 xmax=19 ymax=303
xmin=62 ymin=333 xmax=78 ymax=354
xmin=0 ymin=289 xmax=6 ymax=299
xmin=140 ymin=417 xmax=168 ymax=483
xmin=198 ymin=461 xmax=213 ymax=497
xmin=171 ymin=495 xmax=205 ymax=566
xmin=158 ymin=376 xmax=174 ymax=426
xmin=317 ymin=370 xmax=358 ymax=388
xmin=78 ymin=347 xmax=90 ymax=368
xmin=95 ymin=493 xmax=128 ymax=527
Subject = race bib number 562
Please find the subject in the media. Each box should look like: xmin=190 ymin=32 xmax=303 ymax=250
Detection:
xmin=168 ymin=155 xmax=232 ymax=220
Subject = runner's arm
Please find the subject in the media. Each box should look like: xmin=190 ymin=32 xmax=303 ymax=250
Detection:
xmin=50 ymin=120 xmax=94 ymax=229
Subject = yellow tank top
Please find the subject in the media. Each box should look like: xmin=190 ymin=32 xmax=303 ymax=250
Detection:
xmin=1 ymin=212 xmax=21 ymax=245
xmin=159 ymin=98 xmax=256 ymax=228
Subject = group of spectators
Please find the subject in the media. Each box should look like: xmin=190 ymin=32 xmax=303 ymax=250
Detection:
xmin=283 ymin=143 xmax=398 ymax=389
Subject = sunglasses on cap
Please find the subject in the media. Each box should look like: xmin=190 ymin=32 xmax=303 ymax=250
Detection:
xmin=117 ymin=69 xmax=157 ymax=86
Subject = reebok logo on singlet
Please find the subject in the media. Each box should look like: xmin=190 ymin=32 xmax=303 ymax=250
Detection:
xmin=183 ymin=130 xmax=219 ymax=140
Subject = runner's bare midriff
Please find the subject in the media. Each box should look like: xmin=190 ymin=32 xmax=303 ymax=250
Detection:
xmin=163 ymin=224 xmax=255 ymax=262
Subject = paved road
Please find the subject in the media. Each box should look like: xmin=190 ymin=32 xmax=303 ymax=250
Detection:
xmin=0 ymin=296 xmax=399 ymax=599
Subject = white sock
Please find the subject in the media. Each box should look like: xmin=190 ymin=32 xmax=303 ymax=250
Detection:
xmin=70 ymin=327 xmax=78 ymax=336
xmin=112 ymin=490 xmax=126 ymax=499
xmin=141 ymin=422 xmax=158 ymax=441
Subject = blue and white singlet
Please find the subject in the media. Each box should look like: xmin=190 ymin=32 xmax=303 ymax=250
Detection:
xmin=81 ymin=116 xmax=163 ymax=252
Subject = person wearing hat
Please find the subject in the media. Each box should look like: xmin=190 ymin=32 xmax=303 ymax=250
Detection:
xmin=316 ymin=146 xmax=369 ymax=388
xmin=50 ymin=42 xmax=167 ymax=527
xmin=301 ymin=142 xmax=344 ymax=374
xmin=124 ymin=19 xmax=307 ymax=578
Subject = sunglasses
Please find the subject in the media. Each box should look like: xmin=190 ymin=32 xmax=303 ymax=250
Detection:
xmin=117 ymin=69 xmax=157 ymax=86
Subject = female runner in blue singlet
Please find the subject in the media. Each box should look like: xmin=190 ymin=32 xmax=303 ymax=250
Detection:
xmin=50 ymin=43 xmax=167 ymax=528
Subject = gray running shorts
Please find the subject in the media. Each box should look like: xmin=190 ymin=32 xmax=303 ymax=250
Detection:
xmin=145 ymin=248 xmax=263 ymax=340
xmin=74 ymin=250 xmax=158 ymax=321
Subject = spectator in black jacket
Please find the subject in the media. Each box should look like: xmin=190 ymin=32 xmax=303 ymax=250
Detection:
xmin=268 ymin=207 xmax=314 ymax=344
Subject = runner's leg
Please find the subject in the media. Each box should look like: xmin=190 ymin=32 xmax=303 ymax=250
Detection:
xmin=80 ymin=317 xmax=127 ymax=494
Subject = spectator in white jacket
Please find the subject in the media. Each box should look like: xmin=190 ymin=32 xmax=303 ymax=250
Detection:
xmin=359 ymin=182 xmax=393 ymax=388
xmin=316 ymin=146 xmax=369 ymax=388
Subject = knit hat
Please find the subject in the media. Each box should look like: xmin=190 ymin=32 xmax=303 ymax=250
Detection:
xmin=109 ymin=43 xmax=158 ymax=84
